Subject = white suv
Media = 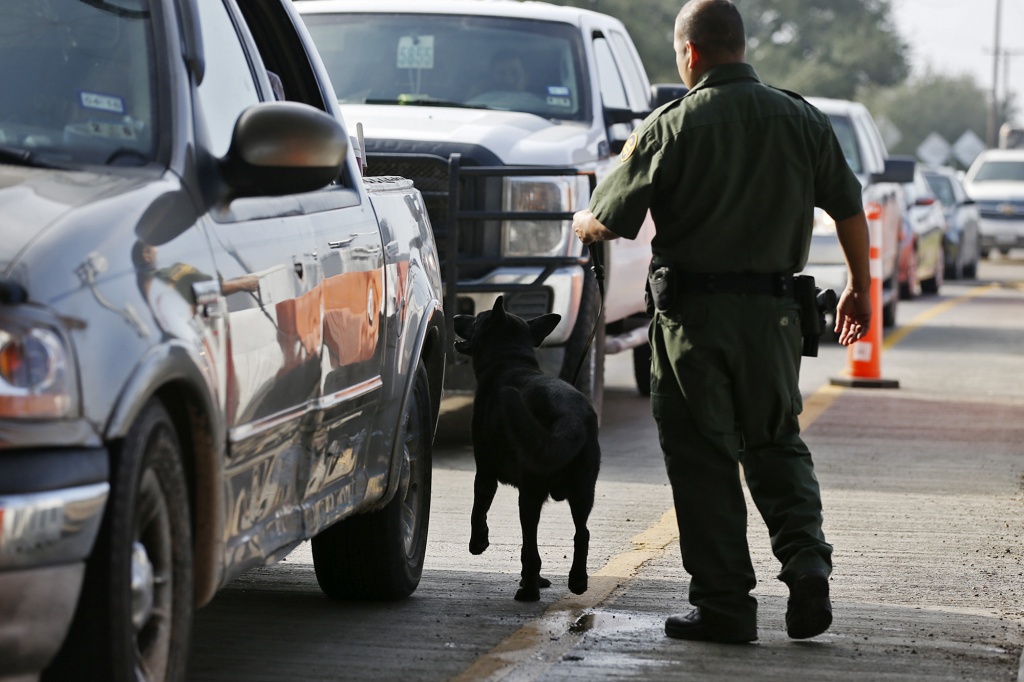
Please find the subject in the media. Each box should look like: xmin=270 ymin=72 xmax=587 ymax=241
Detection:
xmin=963 ymin=149 xmax=1024 ymax=258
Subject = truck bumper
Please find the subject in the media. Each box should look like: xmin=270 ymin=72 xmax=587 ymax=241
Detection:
xmin=979 ymin=216 xmax=1024 ymax=251
xmin=0 ymin=449 xmax=109 ymax=680
xmin=451 ymin=265 xmax=584 ymax=345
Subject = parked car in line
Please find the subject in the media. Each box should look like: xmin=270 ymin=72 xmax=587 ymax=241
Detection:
xmin=921 ymin=166 xmax=982 ymax=279
xmin=0 ymin=1 xmax=445 ymax=680
xmin=962 ymin=149 xmax=1024 ymax=257
xmin=803 ymin=97 xmax=914 ymax=327
xmin=898 ymin=169 xmax=948 ymax=298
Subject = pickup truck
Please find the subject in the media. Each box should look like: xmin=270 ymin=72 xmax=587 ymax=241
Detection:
xmin=0 ymin=1 xmax=445 ymax=680
xmin=803 ymin=97 xmax=916 ymax=327
xmin=297 ymin=0 xmax=675 ymax=407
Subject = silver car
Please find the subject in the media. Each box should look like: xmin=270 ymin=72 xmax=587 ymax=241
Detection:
xmin=963 ymin=149 xmax=1024 ymax=258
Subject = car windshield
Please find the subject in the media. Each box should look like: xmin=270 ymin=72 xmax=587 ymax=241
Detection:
xmin=826 ymin=115 xmax=862 ymax=175
xmin=971 ymin=160 xmax=1024 ymax=182
xmin=0 ymin=0 xmax=158 ymax=167
xmin=302 ymin=13 xmax=589 ymax=122
xmin=924 ymin=174 xmax=956 ymax=207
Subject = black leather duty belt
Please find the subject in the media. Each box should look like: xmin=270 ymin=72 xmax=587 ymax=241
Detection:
xmin=675 ymin=271 xmax=795 ymax=297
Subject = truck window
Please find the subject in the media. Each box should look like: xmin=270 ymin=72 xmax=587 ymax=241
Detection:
xmin=609 ymin=30 xmax=650 ymax=111
xmin=302 ymin=13 xmax=588 ymax=122
xmin=828 ymin=115 xmax=863 ymax=175
xmin=193 ymin=0 xmax=260 ymax=157
xmin=592 ymin=36 xmax=629 ymax=110
xmin=851 ymin=109 xmax=886 ymax=175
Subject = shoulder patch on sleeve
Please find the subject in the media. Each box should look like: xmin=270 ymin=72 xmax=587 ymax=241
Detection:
xmin=619 ymin=132 xmax=639 ymax=162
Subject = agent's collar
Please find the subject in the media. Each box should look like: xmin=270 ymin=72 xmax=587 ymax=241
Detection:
xmin=687 ymin=62 xmax=761 ymax=96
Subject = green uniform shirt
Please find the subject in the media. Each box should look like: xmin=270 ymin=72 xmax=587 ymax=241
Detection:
xmin=589 ymin=63 xmax=863 ymax=274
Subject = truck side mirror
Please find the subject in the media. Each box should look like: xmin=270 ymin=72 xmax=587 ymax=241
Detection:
xmin=650 ymin=83 xmax=688 ymax=109
xmin=604 ymin=107 xmax=646 ymax=154
xmin=871 ymin=155 xmax=916 ymax=184
xmin=220 ymin=101 xmax=348 ymax=200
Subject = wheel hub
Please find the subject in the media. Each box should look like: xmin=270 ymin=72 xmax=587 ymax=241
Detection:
xmin=130 ymin=540 xmax=156 ymax=631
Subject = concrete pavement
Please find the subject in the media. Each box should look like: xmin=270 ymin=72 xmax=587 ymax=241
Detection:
xmin=450 ymin=272 xmax=1024 ymax=681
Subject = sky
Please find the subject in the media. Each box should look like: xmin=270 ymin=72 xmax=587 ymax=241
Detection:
xmin=891 ymin=0 xmax=1024 ymax=120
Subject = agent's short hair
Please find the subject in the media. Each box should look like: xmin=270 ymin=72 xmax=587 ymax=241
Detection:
xmin=676 ymin=0 xmax=745 ymax=61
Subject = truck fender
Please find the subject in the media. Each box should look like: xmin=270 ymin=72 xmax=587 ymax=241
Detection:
xmin=103 ymin=340 xmax=227 ymax=607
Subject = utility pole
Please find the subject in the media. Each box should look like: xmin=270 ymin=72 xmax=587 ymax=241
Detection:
xmin=988 ymin=0 xmax=1002 ymax=147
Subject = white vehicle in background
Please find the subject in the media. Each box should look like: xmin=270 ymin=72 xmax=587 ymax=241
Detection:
xmin=962 ymin=149 xmax=1024 ymax=258
xmin=296 ymin=0 xmax=683 ymax=404
xmin=802 ymin=97 xmax=915 ymax=327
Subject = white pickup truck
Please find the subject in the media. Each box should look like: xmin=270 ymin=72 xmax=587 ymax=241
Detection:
xmin=298 ymin=0 xmax=682 ymax=406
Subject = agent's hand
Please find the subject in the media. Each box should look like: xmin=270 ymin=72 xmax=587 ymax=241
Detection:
xmin=573 ymin=209 xmax=620 ymax=245
xmin=834 ymin=287 xmax=872 ymax=346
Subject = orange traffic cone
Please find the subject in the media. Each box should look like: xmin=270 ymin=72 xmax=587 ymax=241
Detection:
xmin=830 ymin=205 xmax=899 ymax=389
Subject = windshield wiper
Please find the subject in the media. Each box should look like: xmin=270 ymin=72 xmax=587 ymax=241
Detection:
xmin=363 ymin=97 xmax=486 ymax=110
xmin=0 ymin=144 xmax=72 ymax=170
xmin=0 ymin=145 xmax=57 ymax=169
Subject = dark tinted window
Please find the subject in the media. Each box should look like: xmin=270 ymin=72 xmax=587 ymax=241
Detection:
xmin=302 ymin=13 xmax=588 ymax=121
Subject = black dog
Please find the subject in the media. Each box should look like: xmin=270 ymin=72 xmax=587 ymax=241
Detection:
xmin=453 ymin=296 xmax=601 ymax=601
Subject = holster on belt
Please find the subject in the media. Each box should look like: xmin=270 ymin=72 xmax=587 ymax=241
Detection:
xmin=646 ymin=264 xmax=676 ymax=315
xmin=794 ymin=274 xmax=837 ymax=357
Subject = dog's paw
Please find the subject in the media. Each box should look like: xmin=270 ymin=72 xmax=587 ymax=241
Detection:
xmin=514 ymin=586 xmax=541 ymax=602
xmin=519 ymin=576 xmax=552 ymax=589
xmin=568 ymin=571 xmax=588 ymax=595
xmin=469 ymin=537 xmax=489 ymax=555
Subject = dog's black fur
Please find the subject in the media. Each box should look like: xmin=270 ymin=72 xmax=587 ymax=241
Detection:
xmin=453 ymin=296 xmax=601 ymax=601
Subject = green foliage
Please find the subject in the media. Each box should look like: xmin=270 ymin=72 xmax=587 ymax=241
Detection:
xmin=734 ymin=0 xmax=910 ymax=98
xmin=862 ymin=71 xmax=992 ymax=159
xmin=541 ymin=0 xmax=911 ymax=96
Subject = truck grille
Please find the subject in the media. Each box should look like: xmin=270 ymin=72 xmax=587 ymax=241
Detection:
xmin=365 ymin=154 xmax=498 ymax=280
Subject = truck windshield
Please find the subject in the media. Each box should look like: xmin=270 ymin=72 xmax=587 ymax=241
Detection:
xmin=971 ymin=160 xmax=1024 ymax=182
xmin=303 ymin=13 xmax=589 ymax=122
xmin=0 ymin=0 xmax=158 ymax=167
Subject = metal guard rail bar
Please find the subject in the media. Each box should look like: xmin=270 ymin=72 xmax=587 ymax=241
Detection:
xmin=444 ymin=152 xmax=598 ymax=364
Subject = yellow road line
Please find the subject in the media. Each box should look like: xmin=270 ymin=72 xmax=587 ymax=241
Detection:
xmin=882 ymin=283 xmax=999 ymax=350
xmin=455 ymin=282 xmax=1006 ymax=680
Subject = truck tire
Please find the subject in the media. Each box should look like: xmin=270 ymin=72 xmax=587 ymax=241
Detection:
xmin=45 ymin=400 xmax=193 ymax=682
xmin=312 ymin=362 xmax=433 ymax=601
xmin=560 ymin=266 xmax=605 ymax=418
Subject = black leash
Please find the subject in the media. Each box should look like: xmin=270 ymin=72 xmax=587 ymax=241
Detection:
xmin=571 ymin=243 xmax=606 ymax=388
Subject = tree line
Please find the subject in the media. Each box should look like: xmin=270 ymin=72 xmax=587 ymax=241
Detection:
xmin=547 ymin=0 xmax=1016 ymax=161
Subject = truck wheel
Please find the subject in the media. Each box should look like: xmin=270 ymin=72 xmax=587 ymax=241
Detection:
xmin=312 ymin=362 xmax=432 ymax=601
xmin=45 ymin=400 xmax=193 ymax=682
xmin=560 ymin=267 xmax=605 ymax=417
xmin=633 ymin=342 xmax=652 ymax=396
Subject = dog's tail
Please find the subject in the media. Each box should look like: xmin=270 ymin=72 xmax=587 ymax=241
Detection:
xmin=500 ymin=385 xmax=588 ymax=474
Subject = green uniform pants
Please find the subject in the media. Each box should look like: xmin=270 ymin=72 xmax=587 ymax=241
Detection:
xmin=650 ymin=292 xmax=832 ymax=630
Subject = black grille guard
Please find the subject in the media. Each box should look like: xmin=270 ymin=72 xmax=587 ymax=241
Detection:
xmin=442 ymin=152 xmax=599 ymax=365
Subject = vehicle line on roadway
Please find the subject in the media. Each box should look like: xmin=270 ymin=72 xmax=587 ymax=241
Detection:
xmin=453 ymin=282 xmax=1003 ymax=681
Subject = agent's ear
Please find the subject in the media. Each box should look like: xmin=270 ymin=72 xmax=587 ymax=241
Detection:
xmin=528 ymin=313 xmax=561 ymax=347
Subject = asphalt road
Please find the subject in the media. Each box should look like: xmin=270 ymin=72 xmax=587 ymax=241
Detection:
xmin=189 ymin=251 xmax=1024 ymax=682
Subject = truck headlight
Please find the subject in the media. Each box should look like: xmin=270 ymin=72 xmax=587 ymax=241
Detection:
xmin=0 ymin=313 xmax=77 ymax=419
xmin=812 ymin=208 xmax=837 ymax=236
xmin=501 ymin=176 xmax=587 ymax=258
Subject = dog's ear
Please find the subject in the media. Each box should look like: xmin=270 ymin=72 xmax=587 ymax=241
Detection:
xmin=528 ymin=313 xmax=561 ymax=347
xmin=491 ymin=295 xmax=507 ymax=323
xmin=453 ymin=314 xmax=475 ymax=341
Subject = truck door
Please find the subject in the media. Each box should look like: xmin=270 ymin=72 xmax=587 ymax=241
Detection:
xmin=192 ymin=0 xmax=322 ymax=561
xmin=236 ymin=0 xmax=389 ymax=531
xmin=590 ymin=28 xmax=656 ymax=322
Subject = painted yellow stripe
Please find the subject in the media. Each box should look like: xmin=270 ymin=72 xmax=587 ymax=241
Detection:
xmin=455 ymin=282 xmax=1007 ymax=680
xmin=882 ymin=283 xmax=999 ymax=350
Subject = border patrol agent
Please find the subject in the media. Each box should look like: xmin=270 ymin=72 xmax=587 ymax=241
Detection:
xmin=573 ymin=0 xmax=872 ymax=644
